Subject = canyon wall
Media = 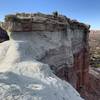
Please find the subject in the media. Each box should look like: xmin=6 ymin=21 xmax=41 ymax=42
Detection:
xmin=82 ymin=31 xmax=100 ymax=100
xmin=0 ymin=12 xmax=90 ymax=100
xmin=83 ymin=68 xmax=100 ymax=100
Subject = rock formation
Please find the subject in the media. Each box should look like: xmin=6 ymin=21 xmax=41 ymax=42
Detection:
xmin=81 ymin=67 xmax=100 ymax=100
xmin=0 ymin=12 xmax=90 ymax=100
xmin=0 ymin=27 xmax=9 ymax=42
xmin=82 ymin=30 xmax=100 ymax=100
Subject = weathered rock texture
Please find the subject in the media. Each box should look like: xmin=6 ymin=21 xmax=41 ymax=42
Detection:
xmin=81 ymin=30 xmax=100 ymax=100
xmin=81 ymin=68 xmax=100 ymax=100
xmin=0 ymin=12 xmax=90 ymax=100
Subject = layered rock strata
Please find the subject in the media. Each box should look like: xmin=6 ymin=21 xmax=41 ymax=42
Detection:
xmin=0 ymin=12 xmax=90 ymax=100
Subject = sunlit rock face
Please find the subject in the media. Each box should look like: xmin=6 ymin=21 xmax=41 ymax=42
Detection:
xmin=0 ymin=13 xmax=90 ymax=100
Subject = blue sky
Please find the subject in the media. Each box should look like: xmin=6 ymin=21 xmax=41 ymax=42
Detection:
xmin=0 ymin=0 xmax=100 ymax=29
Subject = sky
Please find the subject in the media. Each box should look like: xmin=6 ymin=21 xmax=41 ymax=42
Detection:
xmin=0 ymin=0 xmax=100 ymax=29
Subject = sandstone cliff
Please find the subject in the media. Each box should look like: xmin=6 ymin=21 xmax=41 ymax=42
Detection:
xmin=0 ymin=12 xmax=90 ymax=100
xmin=82 ymin=30 xmax=100 ymax=100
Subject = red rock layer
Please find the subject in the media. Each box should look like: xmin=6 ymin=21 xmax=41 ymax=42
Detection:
xmin=81 ymin=68 xmax=100 ymax=100
xmin=56 ymin=47 xmax=90 ymax=92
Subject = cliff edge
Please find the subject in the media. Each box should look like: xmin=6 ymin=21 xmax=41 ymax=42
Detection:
xmin=0 ymin=12 xmax=90 ymax=100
